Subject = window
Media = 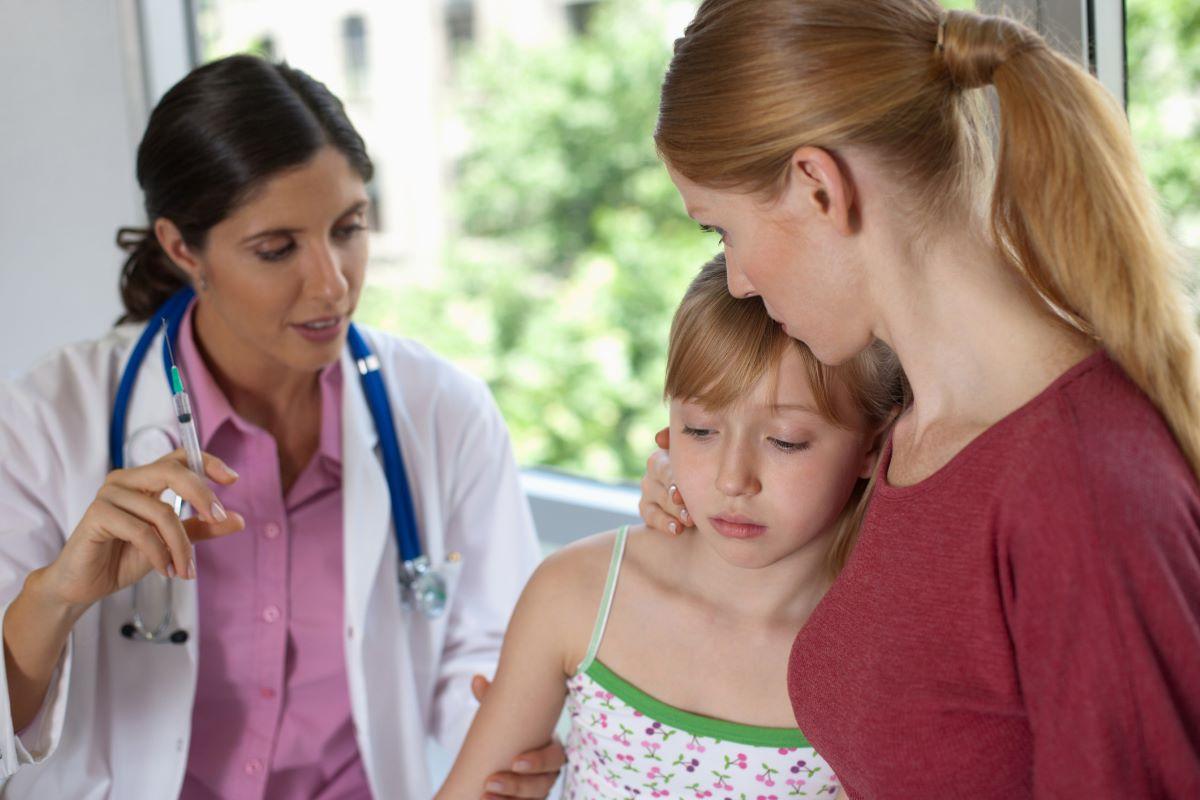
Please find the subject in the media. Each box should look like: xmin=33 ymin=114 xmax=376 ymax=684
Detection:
xmin=445 ymin=0 xmax=475 ymax=53
xmin=342 ymin=14 xmax=368 ymax=97
xmin=565 ymin=1 xmax=600 ymax=35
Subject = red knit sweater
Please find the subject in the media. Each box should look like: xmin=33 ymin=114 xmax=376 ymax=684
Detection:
xmin=789 ymin=351 xmax=1200 ymax=799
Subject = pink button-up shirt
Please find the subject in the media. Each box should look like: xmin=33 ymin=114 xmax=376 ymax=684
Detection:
xmin=175 ymin=304 xmax=370 ymax=800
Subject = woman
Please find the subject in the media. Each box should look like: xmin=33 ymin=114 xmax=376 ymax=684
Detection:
xmin=0 ymin=56 xmax=562 ymax=799
xmin=640 ymin=2 xmax=1200 ymax=797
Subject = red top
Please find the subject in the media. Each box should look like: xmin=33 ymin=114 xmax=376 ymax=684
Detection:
xmin=788 ymin=351 xmax=1200 ymax=798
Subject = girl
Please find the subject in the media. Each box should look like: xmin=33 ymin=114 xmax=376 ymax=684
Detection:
xmin=436 ymin=255 xmax=903 ymax=799
xmin=641 ymin=2 xmax=1200 ymax=797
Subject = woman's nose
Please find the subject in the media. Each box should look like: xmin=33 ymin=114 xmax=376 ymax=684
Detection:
xmin=725 ymin=257 xmax=757 ymax=299
xmin=307 ymin=245 xmax=350 ymax=300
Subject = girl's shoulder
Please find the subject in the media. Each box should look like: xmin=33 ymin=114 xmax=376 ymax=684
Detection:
xmin=523 ymin=525 xmax=655 ymax=673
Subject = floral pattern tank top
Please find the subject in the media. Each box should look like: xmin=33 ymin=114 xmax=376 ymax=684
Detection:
xmin=561 ymin=527 xmax=840 ymax=799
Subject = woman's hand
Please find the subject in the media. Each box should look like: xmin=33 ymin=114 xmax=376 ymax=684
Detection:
xmin=639 ymin=427 xmax=693 ymax=536
xmin=471 ymin=675 xmax=567 ymax=799
xmin=4 ymin=448 xmax=244 ymax=731
xmin=39 ymin=449 xmax=244 ymax=611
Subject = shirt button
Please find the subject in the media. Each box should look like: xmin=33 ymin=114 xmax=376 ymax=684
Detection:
xmin=260 ymin=687 xmax=276 ymax=700
xmin=261 ymin=605 xmax=281 ymax=624
xmin=244 ymin=758 xmax=263 ymax=776
xmin=263 ymin=522 xmax=281 ymax=539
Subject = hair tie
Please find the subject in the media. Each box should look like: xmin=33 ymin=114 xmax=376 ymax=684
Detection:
xmin=116 ymin=226 xmax=151 ymax=252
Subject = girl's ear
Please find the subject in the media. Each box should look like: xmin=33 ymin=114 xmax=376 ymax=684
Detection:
xmin=858 ymin=406 xmax=901 ymax=480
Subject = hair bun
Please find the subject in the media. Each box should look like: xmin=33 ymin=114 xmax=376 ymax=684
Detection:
xmin=939 ymin=9 xmax=1039 ymax=90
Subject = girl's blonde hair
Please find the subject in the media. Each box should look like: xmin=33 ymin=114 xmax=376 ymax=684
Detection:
xmin=667 ymin=255 xmax=906 ymax=573
xmin=657 ymin=1 xmax=1200 ymax=479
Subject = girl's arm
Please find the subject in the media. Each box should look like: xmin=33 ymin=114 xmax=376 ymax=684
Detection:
xmin=435 ymin=548 xmax=587 ymax=799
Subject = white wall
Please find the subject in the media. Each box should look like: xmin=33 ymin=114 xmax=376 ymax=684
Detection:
xmin=0 ymin=0 xmax=144 ymax=379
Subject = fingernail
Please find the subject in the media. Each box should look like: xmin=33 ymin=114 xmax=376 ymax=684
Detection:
xmin=485 ymin=781 xmax=505 ymax=792
xmin=668 ymin=521 xmax=678 ymax=536
xmin=221 ymin=463 xmax=239 ymax=479
xmin=668 ymin=483 xmax=678 ymax=499
xmin=513 ymin=760 xmax=532 ymax=773
xmin=680 ymin=507 xmax=690 ymax=523
xmin=167 ymin=563 xmax=177 ymax=579
xmin=187 ymin=558 xmax=197 ymax=580
xmin=211 ymin=500 xmax=228 ymax=522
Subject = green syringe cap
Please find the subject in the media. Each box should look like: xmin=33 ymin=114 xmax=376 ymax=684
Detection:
xmin=170 ymin=366 xmax=184 ymax=395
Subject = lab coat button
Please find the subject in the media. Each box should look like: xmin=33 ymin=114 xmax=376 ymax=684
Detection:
xmin=347 ymin=625 xmax=354 ymax=639
xmin=263 ymin=522 xmax=281 ymax=539
xmin=244 ymin=758 xmax=263 ymax=775
xmin=261 ymin=605 xmax=281 ymax=623
xmin=176 ymin=739 xmax=183 ymax=752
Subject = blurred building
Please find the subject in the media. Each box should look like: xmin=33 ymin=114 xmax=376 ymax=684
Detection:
xmin=196 ymin=0 xmax=601 ymax=284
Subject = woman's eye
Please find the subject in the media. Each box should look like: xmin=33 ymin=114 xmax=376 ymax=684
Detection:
xmin=256 ymin=241 xmax=295 ymax=262
xmin=769 ymin=437 xmax=810 ymax=453
xmin=698 ymin=224 xmax=727 ymax=245
xmin=334 ymin=222 xmax=367 ymax=241
xmin=682 ymin=425 xmax=714 ymax=439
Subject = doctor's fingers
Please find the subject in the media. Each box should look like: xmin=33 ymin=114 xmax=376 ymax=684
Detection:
xmin=87 ymin=498 xmax=175 ymax=579
xmin=181 ymin=511 xmax=246 ymax=544
xmin=108 ymin=454 xmax=233 ymax=524
xmin=98 ymin=484 xmax=195 ymax=579
xmin=482 ymin=770 xmax=561 ymax=800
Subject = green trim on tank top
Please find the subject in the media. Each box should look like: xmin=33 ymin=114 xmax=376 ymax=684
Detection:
xmin=584 ymin=659 xmax=812 ymax=749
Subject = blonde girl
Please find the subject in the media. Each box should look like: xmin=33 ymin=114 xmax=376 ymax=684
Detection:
xmin=639 ymin=2 xmax=1200 ymax=797
xmin=436 ymin=255 xmax=903 ymax=799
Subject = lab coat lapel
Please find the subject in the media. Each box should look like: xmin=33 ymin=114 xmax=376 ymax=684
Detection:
xmin=341 ymin=348 xmax=390 ymax=637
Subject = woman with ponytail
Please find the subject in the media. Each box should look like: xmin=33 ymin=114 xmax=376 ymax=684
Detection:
xmin=0 ymin=55 xmax=563 ymax=799
xmin=639 ymin=2 xmax=1200 ymax=796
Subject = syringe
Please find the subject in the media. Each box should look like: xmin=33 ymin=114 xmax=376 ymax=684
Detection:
xmin=163 ymin=320 xmax=206 ymax=478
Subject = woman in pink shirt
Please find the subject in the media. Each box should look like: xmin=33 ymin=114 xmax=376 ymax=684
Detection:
xmin=639 ymin=1 xmax=1200 ymax=797
xmin=0 ymin=56 xmax=562 ymax=799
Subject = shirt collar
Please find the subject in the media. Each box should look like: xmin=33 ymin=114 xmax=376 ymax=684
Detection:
xmin=174 ymin=300 xmax=343 ymax=468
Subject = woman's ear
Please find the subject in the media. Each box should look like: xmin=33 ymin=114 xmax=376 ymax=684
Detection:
xmin=153 ymin=218 xmax=203 ymax=284
xmin=858 ymin=406 xmax=901 ymax=480
xmin=782 ymin=146 xmax=856 ymax=237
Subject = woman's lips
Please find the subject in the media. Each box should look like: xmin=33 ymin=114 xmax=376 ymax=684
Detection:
xmin=291 ymin=316 xmax=345 ymax=343
xmin=710 ymin=516 xmax=767 ymax=540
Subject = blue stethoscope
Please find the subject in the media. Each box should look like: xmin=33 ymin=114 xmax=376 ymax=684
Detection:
xmin=112 ymin=288 xmax=448 ymax=644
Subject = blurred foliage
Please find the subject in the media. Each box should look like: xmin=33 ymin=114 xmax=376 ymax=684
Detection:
xmin=1127 ymin=0 xmax=1200 ymax=262
xmin=360 ymin=0 xmax=1198 ymax=483
xmin=359 ymin=0 xmax=714 ymax=482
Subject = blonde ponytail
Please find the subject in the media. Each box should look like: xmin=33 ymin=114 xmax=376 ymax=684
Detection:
xmin=941 ymin=9 xmax=1200 ymax=477
xmin=656 ymin=0 xmax=1200 ymax=479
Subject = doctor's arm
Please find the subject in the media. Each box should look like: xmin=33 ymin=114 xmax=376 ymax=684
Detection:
xmin=434 ymin=557 xmax=572 ymax=800
xmin=2 ymin=448 xmax=242 ymax=731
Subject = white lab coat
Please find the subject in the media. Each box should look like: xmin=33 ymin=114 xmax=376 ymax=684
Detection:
xmin=0 ymin=321 xmax=540 ymax=798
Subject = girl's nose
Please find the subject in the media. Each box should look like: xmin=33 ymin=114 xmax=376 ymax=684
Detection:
xmin=714 ymin=442 xmax=762 ymax=497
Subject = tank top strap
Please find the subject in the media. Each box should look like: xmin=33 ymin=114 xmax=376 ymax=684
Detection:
xmin=574 ymin=525 xmax=630 ymax=676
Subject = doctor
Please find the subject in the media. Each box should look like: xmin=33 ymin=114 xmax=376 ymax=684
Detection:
xmin=0 ymin=56 xmax=563 ymax=799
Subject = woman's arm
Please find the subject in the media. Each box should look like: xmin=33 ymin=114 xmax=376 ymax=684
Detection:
xmin=434 ymin=552 xmax=581 ymax=800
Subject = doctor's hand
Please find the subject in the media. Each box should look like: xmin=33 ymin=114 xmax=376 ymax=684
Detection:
xmin=40 ymin=449 xmax=245 ymax=612
xmin=472 ymin=674 xmax=566 ymax=799
xmin=639 ymin=427 xmax=692 ymax=537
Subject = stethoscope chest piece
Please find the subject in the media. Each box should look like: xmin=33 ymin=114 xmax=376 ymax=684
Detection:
xmin=401 ymin=555 xmax=448 ymax=618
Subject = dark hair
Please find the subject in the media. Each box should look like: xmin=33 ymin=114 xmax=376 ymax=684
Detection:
xmin=117 ymin=55 xmax=373 ymax=323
